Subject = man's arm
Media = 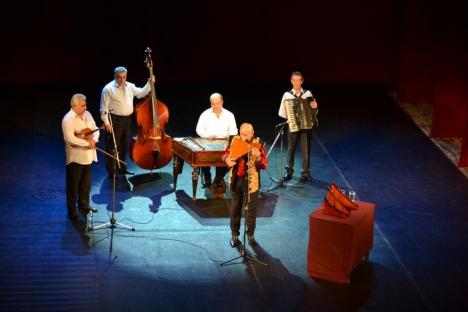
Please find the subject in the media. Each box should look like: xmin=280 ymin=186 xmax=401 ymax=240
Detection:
xmin=228 ymin=114 xmax=238 ymax=136
xmin=255 ymin=144 xmax=268 ymax=170
xmin=222 ymin=145 xmax=237 ymax=167
xmin=62 ymin=120 xmax=90 ymax=147
xmin=88 ymin=113 xmax=99 ymax=143
xmin=278 ymin=93 xmax=288 ymax=119
xmin=196 ymin=112 xmax=208 ymax=138
xmin=132 ymin=75 xmax=155 ymax=99
xmin=100 ymin=87 xmax=111 ymax=131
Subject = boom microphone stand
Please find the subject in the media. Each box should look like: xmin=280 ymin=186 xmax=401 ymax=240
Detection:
xmin=221 ymin=152 xmax=268 ymax=267
xmin=267 ymin=122 xmax=303 ymax=192
xmin=91 ymin=112 xmax=135 ymax=247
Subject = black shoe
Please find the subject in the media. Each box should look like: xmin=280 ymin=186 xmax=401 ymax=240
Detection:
xmin=283 ymin=170 xmax=293 ymax=181
xmin=247 ymin=235 xmax=257 ymax=246
xmin=230 ymin=235 xmax=240 ymax=247
xmin=299 ymin=174 xmax=312 ymax=183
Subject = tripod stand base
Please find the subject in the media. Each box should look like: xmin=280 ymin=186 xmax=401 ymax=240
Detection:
xmin=267 ymin=177 xmax=304 ymax=191
xmin=90 ymin=218 xmax=135 ymax=232
xmin=220 ymin=248 xmax=268 ymax=267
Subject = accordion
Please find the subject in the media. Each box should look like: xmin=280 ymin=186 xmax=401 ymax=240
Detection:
xmin=284 ymin=98 xmax=318 ymax=132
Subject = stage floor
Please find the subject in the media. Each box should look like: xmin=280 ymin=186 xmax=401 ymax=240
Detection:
xmin=1 ymin=83 xmax=467 ymax=311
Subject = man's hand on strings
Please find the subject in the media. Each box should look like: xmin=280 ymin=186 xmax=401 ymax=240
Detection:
xmin=87 ymin=139 xmax=96 ymax=149
xmin=251 ymin=147 xmax=261 ymax=158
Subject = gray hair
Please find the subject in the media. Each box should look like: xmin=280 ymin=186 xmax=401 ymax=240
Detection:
xmin=114 ymin=66 xmax=128 ymax=74
xmin=70 ymin=93 xmax=87 ymax=107
xmin=209 ymin=92 xmax=223 ymax=101
xmin=240 ymin=123 xmax=254 ymax=133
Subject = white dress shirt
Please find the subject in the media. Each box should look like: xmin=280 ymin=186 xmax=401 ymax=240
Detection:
xmin=196 ymin=108 xmax=238 ymax=138
xmin=278 ymin=88 xmax=314 ymax=119
xmin=62 ymin=109 xmax=99 ymax=165
xmin=100 ymin=80 xmax=151 ymax=125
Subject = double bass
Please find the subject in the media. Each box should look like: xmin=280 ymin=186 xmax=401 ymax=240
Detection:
xmin=129 ymin=48 xmax=173 ymax=170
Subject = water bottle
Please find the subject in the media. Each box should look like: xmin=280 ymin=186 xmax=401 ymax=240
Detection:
xmin=86 ymin=210 xmax=93 ymax=232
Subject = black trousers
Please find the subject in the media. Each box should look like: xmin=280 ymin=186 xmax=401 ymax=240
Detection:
xmin=66 ymin=162 xmax=92 ymax=215
xmin=286 ymin=129 xmax=312 ymax=174
xmin=106 ymin=114 xmax=132 ymax=175
xmin=229 ymin=176 xmax=258 ymax=236
xmin=202 ymin=166 xmax=228 ymax=184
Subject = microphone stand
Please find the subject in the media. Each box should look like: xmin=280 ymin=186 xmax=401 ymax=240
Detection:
xmin=266 ymin=123 xmax=303 ymax=192
xmin=221 ymin=151 xmax=268 ymax=267
xmin=90 ymin=112 xmax=134 ymax=255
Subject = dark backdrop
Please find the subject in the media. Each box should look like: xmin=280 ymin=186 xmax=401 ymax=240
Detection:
xmin=1 ymin=0 xmax=467 ymax=162
xmin=2 ymin=0 xmax=399 ymax=84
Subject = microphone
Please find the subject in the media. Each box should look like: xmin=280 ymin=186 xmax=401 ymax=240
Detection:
xmin=275 ymin=121 xmax=289 ymax=127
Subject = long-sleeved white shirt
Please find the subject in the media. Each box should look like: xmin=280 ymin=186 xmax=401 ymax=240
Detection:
xmin=278 ymin=88 xmax=314 ymax=119
xmin=62 ymin=109 xmax=99 ymax=165
xmin=100 ymin=80 xmax=151 ymax=125
xmin=196 ymin=108 xmax=238 ymax=139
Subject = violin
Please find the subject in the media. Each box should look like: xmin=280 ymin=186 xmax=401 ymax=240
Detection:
xmin=75 ymin=127 xmax=127 ymax=166
xmin=74 ymin=126 xmax=103 ymax=140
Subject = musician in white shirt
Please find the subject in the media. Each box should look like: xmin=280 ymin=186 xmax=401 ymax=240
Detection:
xmin=196 ymin=92 xmax=238 ymax=188
xmin=278 ymin=71 xmax=318 ymax=183
xmin=62 ymin=93 xmax=99 ymax=220
xmin=100 ymin=66 xmax=154 ymax=177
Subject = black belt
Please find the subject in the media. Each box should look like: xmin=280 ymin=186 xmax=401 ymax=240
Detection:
xmin=110 ymin=113 xmax=131 ymax=119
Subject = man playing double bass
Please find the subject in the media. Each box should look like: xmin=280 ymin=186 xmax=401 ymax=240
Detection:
xmin=100 ymin=66 xmax=155 ymax=178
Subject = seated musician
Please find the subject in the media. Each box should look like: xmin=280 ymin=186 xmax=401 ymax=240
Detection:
xmin=278 ymin=71 xmax=318 ymax=183
xmin=222 ymin=123 xmax=268 ymax=247
xmin=196 ymin=92 xmax=238 ymax=188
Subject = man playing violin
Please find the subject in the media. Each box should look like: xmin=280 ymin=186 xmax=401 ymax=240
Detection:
xmin=223 ymin=123 xmax=268 ymax=247
xmin=62 ymin=93 xmax=99 ymax=220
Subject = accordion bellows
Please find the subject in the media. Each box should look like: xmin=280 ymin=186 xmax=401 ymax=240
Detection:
xmin=323 ymin=183 xmax=359 ymax=218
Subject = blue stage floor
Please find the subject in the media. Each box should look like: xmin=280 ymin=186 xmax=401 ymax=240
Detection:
xmin=1 ymin=84 xmax=467 ymax=311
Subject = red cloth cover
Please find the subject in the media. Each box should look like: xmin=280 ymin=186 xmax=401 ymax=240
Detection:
xmin=307 ymin=200 xmax=375 ymax=284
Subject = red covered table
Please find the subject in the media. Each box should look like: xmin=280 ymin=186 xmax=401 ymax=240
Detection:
xmin=307 ymin=200 xmax=375 ymax=284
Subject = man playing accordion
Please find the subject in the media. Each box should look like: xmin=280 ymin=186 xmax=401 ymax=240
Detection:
xmin=278 ymin=71 xmax=318 ymax=183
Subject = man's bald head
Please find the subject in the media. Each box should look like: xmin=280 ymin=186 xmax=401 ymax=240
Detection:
xmin=239 ymin=123 xmax=254 ymax=142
